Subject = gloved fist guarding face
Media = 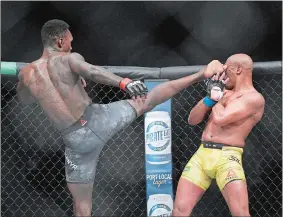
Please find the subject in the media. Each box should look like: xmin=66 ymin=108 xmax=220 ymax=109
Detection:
xmin=206 ymin=79 xmax=225 ymax=101
xmin=205 ymin=72 xmax=228 ymax=102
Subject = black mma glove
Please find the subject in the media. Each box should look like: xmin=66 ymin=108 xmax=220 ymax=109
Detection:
xmin=205 ymin=79 xmax=225 ymax=101
xmin=119 ymin=78 xmax=148 ymax=97
xmin=203 ymin=79 xmax=225 ymax=107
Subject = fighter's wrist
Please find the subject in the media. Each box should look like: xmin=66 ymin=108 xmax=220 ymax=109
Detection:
xmin=119 ymin=78 xmax=132 ymax=90
xmin=203 ymin=96 xmax=217 ymax=108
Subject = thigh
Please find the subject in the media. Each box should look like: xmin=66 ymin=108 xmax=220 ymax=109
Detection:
xmin=174 ymin=154 xmax=211 ymax=213
xmin=181 ymin=154 xmax=212 ymax=191
xmin=221 ymin=180 xmax=249 ymax=216
xmin=88 ymin=101 xmax=137 ymax=141
xmin=216 ymin=148 xmax=246 ymax=191
xmin=174 ymin=177 xmax=206 ymax=213
xmin=216 ymin=149 xmax=248 ymax=215
xmin=65 ymin=146 xmax=102 ymax=184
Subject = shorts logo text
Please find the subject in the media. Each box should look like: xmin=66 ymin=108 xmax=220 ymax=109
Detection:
xmin=229 ymin=155 xmax=240 ymax=164
xmin=66 ymin=156 xmax=78 ymax=170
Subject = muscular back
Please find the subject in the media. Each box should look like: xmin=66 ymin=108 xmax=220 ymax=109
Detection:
xmin=202 ymin=90 xmax=265 ymax=147
xmin=18 ymin=53 xmax=92 ymax=130
xmin=47 ymin=54 xmax=92 ymax=114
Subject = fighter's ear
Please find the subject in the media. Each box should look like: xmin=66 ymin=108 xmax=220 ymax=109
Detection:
xmin=56 ymin=37 xmax=64 ymax=49
xmin=236 ymin=65 xmax=242 ymax=75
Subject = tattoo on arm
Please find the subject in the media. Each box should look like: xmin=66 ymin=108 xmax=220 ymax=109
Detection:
xmin=69 ymin=53 xmax=123 ymax=87
xmin=80 ymin=64 xmax=123 ymax=87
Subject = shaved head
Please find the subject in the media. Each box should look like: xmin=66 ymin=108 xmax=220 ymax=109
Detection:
xmin=224 ymin=54 xmax=254 ymax=90
xmin=226 ymin=53 xmax=253 ymax=70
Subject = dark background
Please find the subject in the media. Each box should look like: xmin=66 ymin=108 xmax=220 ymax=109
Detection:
xmin=1 ymin=1 xmax=282 ymax=65
xmin=1 ymin=1 xmax=282 ymax=217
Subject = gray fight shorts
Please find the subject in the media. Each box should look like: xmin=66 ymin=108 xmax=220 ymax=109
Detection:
xmin=61 ymin=100 xmax=137 ymax=184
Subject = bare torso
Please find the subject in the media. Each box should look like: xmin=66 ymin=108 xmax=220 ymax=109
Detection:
xmin=201 ymin=90 xmax=264 ymax=147
xmin=21 ymin=53 xmax=92 ymax=130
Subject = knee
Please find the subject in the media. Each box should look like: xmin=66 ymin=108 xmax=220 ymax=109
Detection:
xmin=173 ymin=200 xmax=192 ymax=217
xmin=74 ymin=200 xmax=92 ymax=217
xmin=138 ymin=103 xmax=154 ymax=116
xmin=128 ymin=100 xmax=154 ymax=117
xmin=230 ymin=203 xmax=250 ymax=217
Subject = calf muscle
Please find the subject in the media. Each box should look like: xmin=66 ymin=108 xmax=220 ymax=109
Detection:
xmin=130 ymin=70 xmax=205 ymax=116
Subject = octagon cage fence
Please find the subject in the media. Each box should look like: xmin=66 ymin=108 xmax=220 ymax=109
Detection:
xmin=1 ymin=61 xmax=282 ymax=217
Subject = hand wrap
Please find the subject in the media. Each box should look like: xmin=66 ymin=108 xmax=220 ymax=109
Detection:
xmin=120 ymin=78 xmax=148 ymax=97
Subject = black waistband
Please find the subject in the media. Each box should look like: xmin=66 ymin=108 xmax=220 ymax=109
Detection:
xmin=202 ymin=141 xmax=243 ymax=149
xmin=61 ymin=104 xmax=92 ymax=136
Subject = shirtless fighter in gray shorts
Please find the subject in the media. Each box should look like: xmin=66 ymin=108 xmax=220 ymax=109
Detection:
xmin=16 ymin=19 xmax=224 ymax=217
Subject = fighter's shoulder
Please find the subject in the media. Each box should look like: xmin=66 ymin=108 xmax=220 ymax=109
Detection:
xmin=67 ymin=52 xmax=85 ymax=63
xmin=223 ymin=90 xmax=234 ymax=97
xmin=245 ymin=90 xmax=265 ymax=107
xmin=18 ymin=63 xmax=36 ymax=82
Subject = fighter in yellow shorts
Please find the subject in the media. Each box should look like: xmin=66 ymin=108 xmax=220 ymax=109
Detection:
xmin=173 ymin=54 xmax=265 ymax=217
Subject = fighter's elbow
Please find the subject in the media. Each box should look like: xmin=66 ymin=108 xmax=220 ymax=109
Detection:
xmin=18 ymin=96 xmax=35 ymax=105
xmin=17 ymin=96 xmax=27 ymax=104
xmin=17 ymin=91 xmax=36 ymax=105
xmin=212 ymin=115 xmax=226 ymax=126
xmin=188 ymin=119 xmax=200 ymax=126
xmin=188 ymin=114 xmax=202 ymax=126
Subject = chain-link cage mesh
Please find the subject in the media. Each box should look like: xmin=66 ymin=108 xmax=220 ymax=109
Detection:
xmin=1 ymin=74 xmax=282 ymax=217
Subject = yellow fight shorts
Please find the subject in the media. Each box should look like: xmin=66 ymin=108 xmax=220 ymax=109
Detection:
xmin=181 ymin=141 xmax=245 ymax=191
